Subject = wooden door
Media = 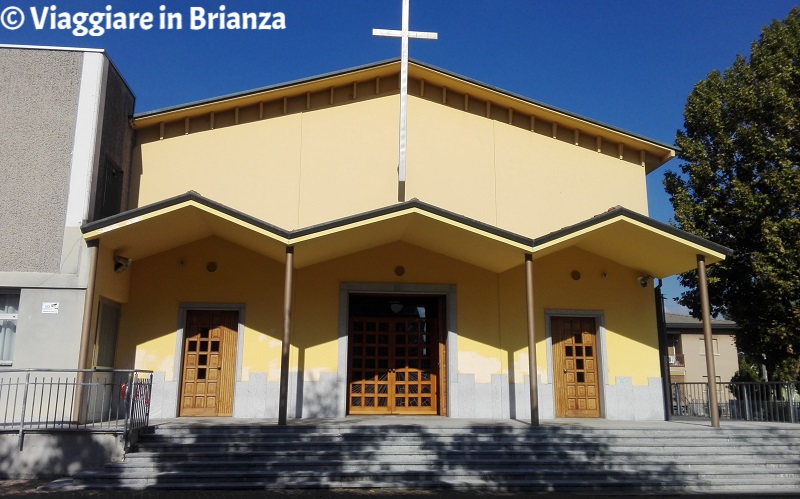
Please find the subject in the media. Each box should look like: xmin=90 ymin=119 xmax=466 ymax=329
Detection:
xmin=347 ymin=297 xmax=440 ymax=415
xmin=179 ymin=310 xmax=238 ymax=417
xmin=553 ymin=316 xmax=600 ymax=418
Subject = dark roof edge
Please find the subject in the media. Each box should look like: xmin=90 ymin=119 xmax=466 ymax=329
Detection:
xmin=291 ymin=198 xmax=534 ymax=247
xmin=133 ymin=59 xmax=399 ymax=120
xmin=664 ymin=313 xmax=738 ymax=328
xmin=82 ymin=193 xmax=533 ymax=248
xmin=132 ymin=57 xmax=676 ymax=154
xmin=533 ymin=206 xmax=734 ymax=256
xmin=410 ymin=60 xmax=677 ymax=153
xmin=80 ymin=191 xmax=291 ymax=238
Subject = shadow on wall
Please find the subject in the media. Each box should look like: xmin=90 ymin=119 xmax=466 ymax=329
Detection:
xmin=0 ymin=433 xmax=122 ymax=479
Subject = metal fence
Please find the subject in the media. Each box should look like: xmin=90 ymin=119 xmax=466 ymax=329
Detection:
xmin=0 ymin=369 xmax=153 ymax=450
xmin=671 ymin=381 xmax=800 ymax=423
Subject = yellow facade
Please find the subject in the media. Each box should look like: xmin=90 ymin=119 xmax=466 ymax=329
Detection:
xmin=83 ymin=61 xmax=726 ymax=420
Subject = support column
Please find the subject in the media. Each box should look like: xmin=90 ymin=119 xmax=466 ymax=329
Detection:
xmin=697 ymin=255 xmax=720 ymax=428
xmin=525 ymin=254 xmax=539 ymax=426
xmin=278 ymin=246 xmax=294 ymax=425
xmin=77 ymin=239 xmax=100 ymax=369
xmin=74 ymin=238 xmax=99 ymax=422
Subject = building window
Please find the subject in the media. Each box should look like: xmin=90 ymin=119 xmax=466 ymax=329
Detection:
xmin=699 ymin=337 xmax=720 ymax=356
xmin=94 ymin=299 xmax=121 ymax=368
xmin=0 ymin=292 xmax=20 ymax=364
xmin=93 ymin=157 xmax=124 ymax=221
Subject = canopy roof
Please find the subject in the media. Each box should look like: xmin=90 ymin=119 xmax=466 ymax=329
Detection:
xmin=82 ymin=192 xmax=533 ymax=273
xmin=82 ymin=194 xmax=730 ymax=277
xmin=533 ymin=206 xmax=732 ymax=278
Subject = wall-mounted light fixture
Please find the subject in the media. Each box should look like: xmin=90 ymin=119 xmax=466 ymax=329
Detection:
xmin=113 ymin=255 xmax=132 ymax=273
xmin=637 ymin=275 xmax=654 ymax=288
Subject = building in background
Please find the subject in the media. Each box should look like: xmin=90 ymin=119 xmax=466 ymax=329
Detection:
xmin=666 ymin=313 xmax=739 ymax=383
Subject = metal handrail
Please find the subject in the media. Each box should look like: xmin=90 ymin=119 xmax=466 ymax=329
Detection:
xmin=0 ymin=368 xmax=153 ymax=450
xmin=670 ymin=381 xmax=799 ymax=423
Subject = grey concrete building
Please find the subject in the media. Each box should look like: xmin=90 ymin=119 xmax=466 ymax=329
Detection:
xmin=0 ymin=45 xmax=134 ymax=370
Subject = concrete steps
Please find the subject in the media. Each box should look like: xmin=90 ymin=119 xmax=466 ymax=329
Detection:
xmin=70 ymin=422 xmax=800 ymax=493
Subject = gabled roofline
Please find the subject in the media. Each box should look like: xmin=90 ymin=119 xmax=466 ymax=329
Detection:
xmin=133 ymin=58 xmax=399 ymax=121
xmin=81 ymin=191 xmax=533 ymax=248
xmin=534 ymin=206 xmax=733 ymax=257
xmin=292 ymin=197 xmax=534 ymax=247
xmin=81 ymin=190 xmax=290 ymax=238
xmin=411 ymin=60 xmax=677 ymax=153
xmin=131 ymin=58 xmax=676 ymax=158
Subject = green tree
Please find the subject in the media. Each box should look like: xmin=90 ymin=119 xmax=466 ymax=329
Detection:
xmin=665 ymin=8 xmax=800 ymax=382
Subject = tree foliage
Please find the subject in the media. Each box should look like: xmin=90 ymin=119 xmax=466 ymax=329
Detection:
xmin=665 ymin=8 xmax=800 ymax=381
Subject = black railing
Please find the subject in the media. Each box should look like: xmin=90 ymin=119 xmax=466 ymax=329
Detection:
xmin=0 ymin=368 xmax=153 ymax=450
xmin=671 ymin=381 xmax=800 ymax=423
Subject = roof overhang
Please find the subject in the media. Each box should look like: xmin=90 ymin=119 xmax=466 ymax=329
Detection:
xmin=131 ymin=59 xmax=675 ymax=171
xmin=533 ymin=207 xmax=732 ymax=278
xmin=82 ymin=193 xmax=534 ymax=273
xmin=81 ymin=192 xmax=290 ymax=263
xmin=83 ymin=195 xmax=729 ymax=278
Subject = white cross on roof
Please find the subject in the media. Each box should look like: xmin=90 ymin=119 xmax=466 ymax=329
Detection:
xmin=373 ymin=0 xmax=438 ymax=200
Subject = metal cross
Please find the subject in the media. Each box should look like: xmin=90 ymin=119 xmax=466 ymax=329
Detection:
xmin=373 ymin=0 xmax=438 ymax=193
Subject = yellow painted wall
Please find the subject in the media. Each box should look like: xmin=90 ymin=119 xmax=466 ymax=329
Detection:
xmin=292 ymin=241 xmax=503 ymax=380
xmin=133 ymin=97 xmax=399 ymax=230
xmin=498 ymin=247 xmax=660 ymax=388
xmin=407 ymin=99 xmax=649 ymax=235
xmin=290 ymin=242 xmax=659 ymax=388
xmin=115 ymin=237 xmax=659 ymax=392
xmin=95 ymin=245 xmax=130 ymax=305
xmin=133 ymin=95 xmax=648 ymax=238
xmin=528 ymin=246 xmax=659 ymax=385
xmin=116 ymin=236 xmax=285 ymax=383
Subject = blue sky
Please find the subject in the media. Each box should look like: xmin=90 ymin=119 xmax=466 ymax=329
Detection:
xmin=2 ymin=0 xmax=798 ymax=310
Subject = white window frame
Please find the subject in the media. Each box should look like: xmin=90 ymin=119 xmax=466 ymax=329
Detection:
xmin=0 ymin=291 xmax=20 ymax=365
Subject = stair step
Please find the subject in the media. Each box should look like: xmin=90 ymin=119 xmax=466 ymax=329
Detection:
xmin=105 ymin=460 xmax=800 ymax=474
xmin=70 ymin=423 xmax=800 ymax=493
xmin=122 ymin=448 xmax=796 ymax=462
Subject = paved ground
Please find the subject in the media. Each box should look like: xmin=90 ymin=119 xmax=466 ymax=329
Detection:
xmin=3 ymin=481 xmax=800 ymax=499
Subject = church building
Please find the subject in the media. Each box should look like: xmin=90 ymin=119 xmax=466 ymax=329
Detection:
xmin=0 ymin=44 xmax=730 ymax=422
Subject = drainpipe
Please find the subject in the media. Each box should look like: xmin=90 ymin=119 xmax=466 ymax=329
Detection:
xmin=525 ymin=254 xmax=539 ymax=426
xmin=278 ymin=246 xmax=294 ymax=425
xmin=654 ymin=279 xmax=671 ymax=421
xmin=697 ymin=255 xmax=720 ymax=428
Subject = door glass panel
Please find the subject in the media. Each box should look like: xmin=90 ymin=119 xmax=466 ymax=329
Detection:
xmin=348 ymin=295 xmax=441 ymax=415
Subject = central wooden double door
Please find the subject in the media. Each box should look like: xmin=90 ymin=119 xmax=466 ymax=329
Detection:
xmin=347 ymin=295 xmax=444 ymax=415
